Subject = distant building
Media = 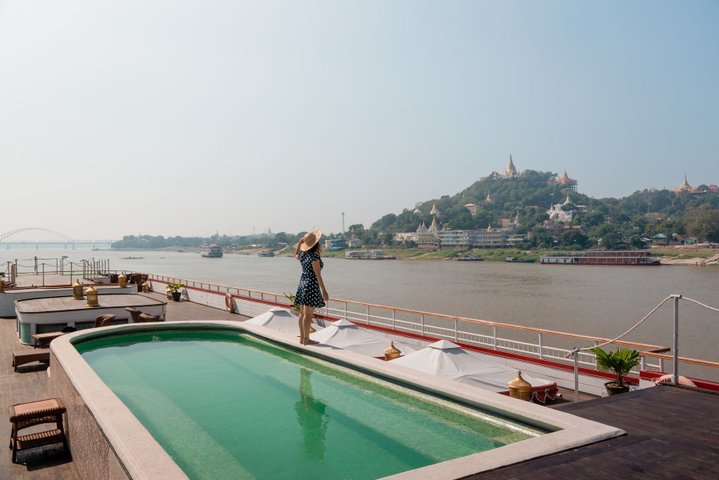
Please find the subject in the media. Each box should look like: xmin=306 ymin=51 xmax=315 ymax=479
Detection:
xmin=324 ymin=238 xmax=347 ymax=251
xmin=552 ymin=169 xmax=578 ymax=192
xmin=546 ymin=195 xmax=575 ymax=224
xmin=437 ymin=228 xmax=526 ymax=248
xmin=394 ymin=232 xmax=418 ymax=243
xmin=652 ymin=233 xmax=669 ymax=246
xmin=464 ymin=203 xmax=478 ymax=216
xmin=504 ymin=154 xmax=519 ymax=178
xmin=674 ymin=175 xmax=694 ymax=193
xmin=484 ymin=154 xmax=520 ymax=180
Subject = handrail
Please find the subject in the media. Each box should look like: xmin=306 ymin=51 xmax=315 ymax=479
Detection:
xmin=147 ymin=273 xmax=666 ymax=351
xmin=145 ymin=274 xmax=719 ymax=387
xmin=326 ymin=297 xmax=667 ymax=350
xmin=145 ymin=273 xmax=719 ymax=377
xmin=640 ymin=351 xmax=719 ymax=369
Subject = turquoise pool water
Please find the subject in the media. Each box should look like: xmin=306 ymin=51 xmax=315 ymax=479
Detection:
xmin=76 ymin=329 xmax=544 ymax=479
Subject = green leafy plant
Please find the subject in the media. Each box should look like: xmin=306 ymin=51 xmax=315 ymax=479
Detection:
xmin=283 ymin=292 xmax=300 ymax=313
xmin=167 ymin=283 xmax=184 ymax=293
xmin=591 ymin=346 xmax=641 ymax=389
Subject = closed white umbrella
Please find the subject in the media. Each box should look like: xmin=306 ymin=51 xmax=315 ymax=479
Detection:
xmin=245 ymin=307 xmax=323 ymax=336
xmin=309 ymin=319 xmax=418 ymax=357
xmin=392 ymin=340 xmax=556 ymax=396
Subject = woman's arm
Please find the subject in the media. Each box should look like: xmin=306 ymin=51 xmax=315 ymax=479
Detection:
xmin=312 ymin=260 xmax=329 ymax=301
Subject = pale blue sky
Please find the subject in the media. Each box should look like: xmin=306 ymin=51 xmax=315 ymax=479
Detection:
xmin=0 ymin=1 xmax=717 ymax=239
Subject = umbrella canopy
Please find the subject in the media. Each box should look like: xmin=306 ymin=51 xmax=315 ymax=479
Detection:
xmin=309 ymin=319 xmax=418 ymax=357
xmin=245 ymin=307 xmax=322 ymax=336
xmin=391 ymin=340 xmax=553 ymax=393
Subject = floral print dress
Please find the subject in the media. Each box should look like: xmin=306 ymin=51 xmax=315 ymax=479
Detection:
xmin=295 ymin=251 xmax=325 ymax=308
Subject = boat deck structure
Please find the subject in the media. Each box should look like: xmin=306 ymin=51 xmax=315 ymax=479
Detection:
xmin=0 ymin=291 xmax=243 ymax=479
xmin=1 ymin=273 xmax=718 ymax=479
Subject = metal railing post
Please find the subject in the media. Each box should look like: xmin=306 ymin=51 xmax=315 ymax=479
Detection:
xmin=572 ymin=348 xmax=580 ymax=402
xmin=492 ymin=326 xmax=497 ymax=350
xmin=538 ymin=333 xmax=544 ymax=359
xmin=672 ymin=294 xmax=681 ymax=385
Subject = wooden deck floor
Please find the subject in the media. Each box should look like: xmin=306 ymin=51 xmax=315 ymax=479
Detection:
xmin=467 ymin=384 xmax=719 ymax=480
xmin=0 ymin=292 xmax=245 ymax=480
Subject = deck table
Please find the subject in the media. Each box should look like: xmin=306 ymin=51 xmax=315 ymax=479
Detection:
xmin=15 ymin=294 xmax=166 ymax=345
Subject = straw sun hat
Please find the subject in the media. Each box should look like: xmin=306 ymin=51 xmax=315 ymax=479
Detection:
xmin=299 ymin=230 xmax=322 ymax=251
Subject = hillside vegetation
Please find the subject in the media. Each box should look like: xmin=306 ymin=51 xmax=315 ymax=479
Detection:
xmin=112 ymin=170 xmax=719 ymax=251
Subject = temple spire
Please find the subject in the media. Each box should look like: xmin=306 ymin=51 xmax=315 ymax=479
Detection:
xmin=504 ymin=154 xmax=518 ymax=177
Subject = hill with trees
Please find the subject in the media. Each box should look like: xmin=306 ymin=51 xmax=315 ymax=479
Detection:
xmin=358 ymin=170 xmax=719 ymax=250
xmin=111 ymin=170 xmax=719 ymax=251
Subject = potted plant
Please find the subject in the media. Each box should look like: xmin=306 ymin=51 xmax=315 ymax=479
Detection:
xmin=283 ymin=292 xmax=300 ymax=314
xmin=167 ymin=283 xmax=184 ymax=302
xmin=591 ymin=346 xmax=641 ymax=395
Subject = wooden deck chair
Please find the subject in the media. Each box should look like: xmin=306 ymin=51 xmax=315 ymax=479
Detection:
xmin=125 ymin=307 xmax=142 ymax=323
xmin=138 ymin=313 xmax=161 ymax=322
xmin=93 ymin=314 xmax=116 ymax=328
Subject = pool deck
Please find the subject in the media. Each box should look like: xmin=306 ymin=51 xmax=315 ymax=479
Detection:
xmin=2 ymin=284 xmax=717 ymax=479
xmin=0 ymin=291 xmax=245 ymax=480
xmin=467 ymin=384 xmax=719 ymax=480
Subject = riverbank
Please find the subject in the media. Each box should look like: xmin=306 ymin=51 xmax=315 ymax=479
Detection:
xmin=319 ymin=248 xmax=540 ymax=262
xmin=111 ymin=245 xmax=719 ymax=266
xmin=651 ymin=246 xmax=719 ymax=266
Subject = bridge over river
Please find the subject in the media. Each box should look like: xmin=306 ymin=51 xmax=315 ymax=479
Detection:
xmin=0 ymin=227 xmax=114 ymax=249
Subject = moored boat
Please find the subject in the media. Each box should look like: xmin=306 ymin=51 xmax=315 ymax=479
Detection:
xmin=541 ymin=250 xmax=660 ymax=265
xmin=455 ymin=255 xmax=483 ymax=261
xmin=200 ymin=244 xmax=223 ymax=258
xmin=505 ymin=257 xmax=536 ymax=263
xmin=345 ymin=250 xmax=396 ymax=260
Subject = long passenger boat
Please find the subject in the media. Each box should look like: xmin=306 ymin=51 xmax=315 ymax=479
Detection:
xmin=541 ymin=250 xmax=661 ymax=265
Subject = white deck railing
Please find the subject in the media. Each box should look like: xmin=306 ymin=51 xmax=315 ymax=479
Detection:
xmin=143 ymin=273 xmax=719 ymax=380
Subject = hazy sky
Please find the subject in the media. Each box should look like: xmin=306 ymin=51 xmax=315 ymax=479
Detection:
xmin=1 ymin=1 xmax=717 ymax=240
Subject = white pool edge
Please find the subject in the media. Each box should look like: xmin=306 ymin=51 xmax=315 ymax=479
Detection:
xmin=51 ymin=320 xmax=624 ymax=480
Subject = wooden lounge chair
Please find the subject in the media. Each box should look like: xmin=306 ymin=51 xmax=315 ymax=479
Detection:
xmin=138 ymin=312 xmax=161 ymax=322
xmin=12 ymin=351 xmax=50 ymax=372
xmin=31 ymin=332 xmax=64 ymax=348
xmin=125 ymin=307 xmax=142 ymax=323
xmin=93 ymin=313 xmax=116 ymax=328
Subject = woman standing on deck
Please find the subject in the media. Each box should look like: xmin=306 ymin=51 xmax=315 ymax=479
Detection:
xmin=294 ymin=230 xmax=329 ymax=345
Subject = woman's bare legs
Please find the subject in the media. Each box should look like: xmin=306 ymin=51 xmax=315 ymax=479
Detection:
xmin=298 ymin=307 xmax=306 ymax=344
xmin=299 ymin=305 xmax=316 ymax=345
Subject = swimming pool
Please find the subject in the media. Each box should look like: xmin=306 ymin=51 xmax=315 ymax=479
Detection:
xmin=49 ymin=321 xmax=624 ymax=480
xmin=75 ymin=329 xmax=543 ymax=479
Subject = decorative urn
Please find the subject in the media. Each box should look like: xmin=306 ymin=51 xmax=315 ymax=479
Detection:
xmin=508 ymin=371 xmax=532 ymax=401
